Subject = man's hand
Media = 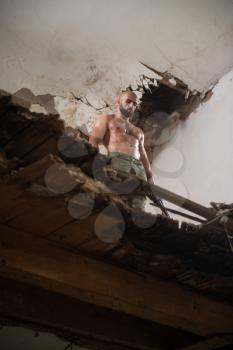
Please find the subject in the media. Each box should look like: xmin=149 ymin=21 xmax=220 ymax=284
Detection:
xmin=138 ymin=132 xmax=156 ymax=186
xmin=148 ymin=173 xmax=155 ymax=185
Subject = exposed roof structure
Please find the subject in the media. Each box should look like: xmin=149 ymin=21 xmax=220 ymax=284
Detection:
xmin=1 ymin=91 xmax=233 ymax=350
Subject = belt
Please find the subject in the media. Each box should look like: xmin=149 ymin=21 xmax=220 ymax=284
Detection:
xmin=109 ymin=152 xmax=141 ymax=164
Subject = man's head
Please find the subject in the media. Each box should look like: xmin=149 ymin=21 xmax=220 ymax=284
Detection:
xmin=116 ymin=91 xmax=138 ymax=118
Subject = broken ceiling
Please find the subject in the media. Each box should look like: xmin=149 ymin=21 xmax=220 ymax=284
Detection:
xmin=1 ymin=91 xmax=233 ymax=306
xmin=0 ymin=0 xmax=233 ymax=102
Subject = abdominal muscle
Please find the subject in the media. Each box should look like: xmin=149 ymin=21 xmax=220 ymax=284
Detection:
xmin=107 ymin=133 xmax=140 ymax=159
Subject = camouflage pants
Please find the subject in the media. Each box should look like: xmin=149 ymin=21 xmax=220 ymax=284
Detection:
xmin=108 ymin=152 xmax=147 ymax=210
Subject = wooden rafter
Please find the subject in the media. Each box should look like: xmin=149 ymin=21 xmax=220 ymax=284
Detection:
xmin=0 ymin=224 xmax=233 ymax=337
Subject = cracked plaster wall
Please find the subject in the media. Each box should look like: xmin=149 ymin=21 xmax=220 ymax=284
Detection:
xmin=0 ymin=0 xmax=233 ymax=105
xmin=1 ymin=0 xmax=233 ymax=211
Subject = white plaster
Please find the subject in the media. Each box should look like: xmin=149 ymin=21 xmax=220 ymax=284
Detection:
xmin=155 ymin=147 xmax=185 ymax=175
xmin=54 ymin=94 xmax=79 ymax=128
xmin=0 ymin=0 xmax=233 ymax=99
xmin=152 ymin=69 xmax=233 ymax=209
xmin=54 ymin=93 xmax=112 ymax=135
xmin=29 ymin=103 xmax=48 ymax=114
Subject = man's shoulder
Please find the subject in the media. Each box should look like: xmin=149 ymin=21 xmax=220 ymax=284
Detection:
xmin=96 ymin=113 xmax=114 ymax=122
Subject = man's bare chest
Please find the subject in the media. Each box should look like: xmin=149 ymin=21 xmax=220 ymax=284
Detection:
xmin=108 ymin=118 xmax=138 ymax=140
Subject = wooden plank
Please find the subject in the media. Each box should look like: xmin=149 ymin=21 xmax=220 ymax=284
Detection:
xmin=0 ymin=182 xmax=29 ymax=222
xmin=0 ymin=193 xmax=34 ymax=223
xmin=95 ymin=161 xmax=214 ymax=220
xmin=142 ymin=181 xmax=213 ymax=220
xmin=0 ymin=90 xmax=11 ymax=115
xmin=48 ymin=216 xmax=97 ymax=246
xmin=177 ymin=336 xmax=233 ymax=350
xmin=0 ymin=111 xmax=31 ymax=146
xmin=0 ymin=224 xmax=233 ymax=337
xmin=23 ymin=137 xmax=58 ymax=163
xmin=0 ymin=150 xmax=8 ymax=176
xmin=0 ymin=156 xmax=58 ymax=222
xmin=0 ymin=156 xmax=103 ymax=236
xmin=78 ymin=235 xmax=118 ymax=255
xmin=6 ymin=197 xmax=72 ymax=236
xmin=0 ymin=277 xmax=201 ymax=350
xmin=48 ymin=210 xmax=120 ymax=254
xmin=4 ymin=123 xmax=55 ymax=159
xmin=9 ymin=154 xmax=58 ymax=183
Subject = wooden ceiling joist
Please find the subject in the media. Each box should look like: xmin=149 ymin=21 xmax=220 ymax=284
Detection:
xmin=0 ymin=223 xmax=233 ymax=338
xmin=0 ymin=277 xmax=203 ymax=350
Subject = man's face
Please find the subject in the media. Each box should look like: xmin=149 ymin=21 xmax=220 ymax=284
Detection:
xmin=118 ymin=93 xmax=138 ymax=118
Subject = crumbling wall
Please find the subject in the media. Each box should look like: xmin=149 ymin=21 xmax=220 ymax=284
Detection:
xmin=10 ymin=64 xmax=211 ymax=165
xmin=1 ymin=0 xmax=233 ymax=98
xmin=152 ymin=69 xmax=233 ymax=208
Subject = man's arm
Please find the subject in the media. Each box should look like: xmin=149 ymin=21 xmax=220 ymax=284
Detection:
xmin=89 ymin=114 xmax=108 ymax=149
xmin=139 ymin=132 xmax=155 ymax=184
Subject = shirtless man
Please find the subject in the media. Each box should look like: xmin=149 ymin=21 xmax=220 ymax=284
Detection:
xmin=89 ymin=91 xmax=155 ymax=185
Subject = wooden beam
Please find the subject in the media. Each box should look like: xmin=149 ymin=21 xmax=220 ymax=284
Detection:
xmin=0 ymin=223 xmax=233 ymax=337
xmin=177 ymin=336 xmax=233 ymax=350
xmin=0 ymin=153 xmax=218 ymax=223
xmin=142 ymin=181 xmax=212 ymax=220
xmin=2 ymin=153 xmax=213 ymax=221
xmin=97 ymin=159 xmax=213 ymax=220
xmin=0 ymin=277 xmax=201 ymax=350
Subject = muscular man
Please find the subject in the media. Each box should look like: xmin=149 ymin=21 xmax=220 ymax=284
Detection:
xmin=89 ymin=91 xmax=155 ymax=186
